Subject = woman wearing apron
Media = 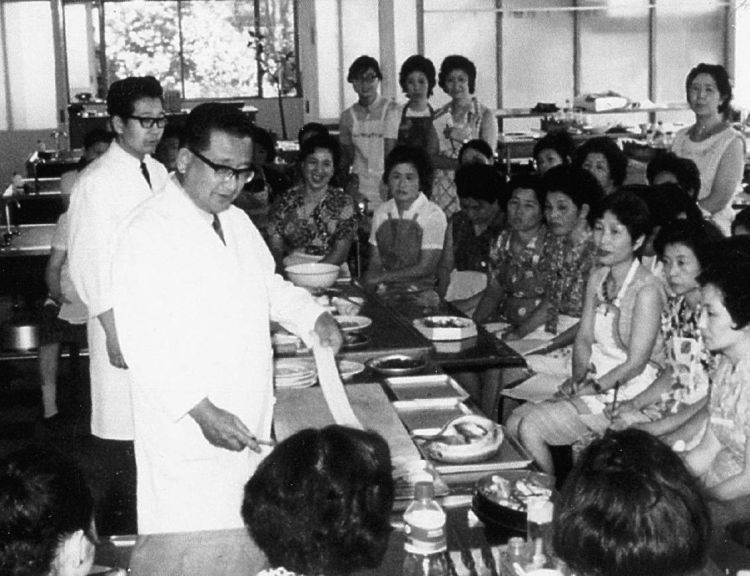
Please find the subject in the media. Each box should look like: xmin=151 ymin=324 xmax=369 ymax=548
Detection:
xmin=339 ymin=55 xmax=400 ymax=213
xmin=363 ymin=145 xmax=446 ymax=290
xmin=396 ymin=55 xmax=439 ymax=156
xmin=508 ymin=192 xmax=665 ymax=475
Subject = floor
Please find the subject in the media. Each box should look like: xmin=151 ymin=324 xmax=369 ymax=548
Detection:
xmin=0 ymin=352 xmax=138 ymax=536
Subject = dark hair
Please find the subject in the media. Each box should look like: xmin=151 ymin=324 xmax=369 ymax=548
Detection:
xmin=298 ymin=122 xmax=330 ymax=145
xmin=554 ymin=429 xmax=711 ymax=576
xmin=182 ymin=102 xmax=254 ymax=153
xmin=732 ymin=206 xmax=750 ymax=235
xmin=0 ymin=447 xmax=95 ymax=576
xmin=593 ymin=190 xmax=652 ymax=244
xmin=298 ymin=133 xmax=341 ymax=173
xmin=455 ymin=164 xmax=506 ymax=205
xmin=646 ymin=152 xmax=701 ymax=200
xmin=106 ymin=76 xmax=163 ymax=118
xmin=347 ymin=55 xmax=382 ymax=83
xmin=438 ymin=55 xmax=477 ymax=94
xmin=625 ymin=183 xmax=702 ymax=232
xmin=654 ymin=218 xmax=723 ymax=261
xmin=83 ymin=128 xmax=114 ymax=150
xmin=542 ymin=165 xmax=603 ymax=227
xmin=458 ymin=139 xmax=494 ymax=165
xmin=383 ymin=145 xmax=434 ymax=193
xmin=507 ymin=173 xmax=545 ymax=209
xmin=251 ymin=126 xmax=277 ymax=163
xmin=573 ymin=136 xmax=628 ymax=189
xmin=533 ymin=131 xmax=575 ymax=166
xmin=399 ymin=55 xmax=437 ymax=98
xmin=697 ymin=238 xmax=750 ymax=330
xmin=242 ymin=426 xmax=394 ymax=576
xmin=685 ymin=63 xmax=733 ymax=118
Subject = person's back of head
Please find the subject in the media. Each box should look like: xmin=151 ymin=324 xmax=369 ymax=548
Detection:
xmin=455 ymin=163 xmax=506 ymax=206
xmin=553 ymin=429 xmax=711 ymax=576
xmin=0 ymin=447 xmax=97 ymax=576
xmin=106 ymin=76 xmax=164 ymax=119
xmin=242 ymin=425 xmax=395 ymax=576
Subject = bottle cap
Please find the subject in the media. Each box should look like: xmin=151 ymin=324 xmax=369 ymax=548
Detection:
xmin=414 ymin=481 xmax=434 ymax=500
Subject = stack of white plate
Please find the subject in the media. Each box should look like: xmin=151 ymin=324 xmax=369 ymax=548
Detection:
xmin=274 ymin=359 xmax=318 ymax=389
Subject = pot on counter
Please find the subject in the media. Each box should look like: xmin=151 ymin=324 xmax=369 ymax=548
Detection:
xmin=1 ymin=319 xmax=40 ymax=351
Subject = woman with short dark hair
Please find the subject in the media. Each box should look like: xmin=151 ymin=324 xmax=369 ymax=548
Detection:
xmin=242 ymin=425 xmax=395 ymax=576
xmin=572 ymin=136 xmax=628 ymax=195
xmin=671 ymin=63 xmax=745 ymax=236
xmin=396 ymin=55 xmax=439 ymax=155
xmin=554 ymin=429 xmax=711 ymax=576
xmin=431 ymin=55 xmax=497 ymax=217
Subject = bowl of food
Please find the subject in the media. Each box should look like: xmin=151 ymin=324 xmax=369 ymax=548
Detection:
xmin=367 ymin=353 xmax=427 ymax=376
xmin=472 ymin=471 xmax=555 ymax=532
xmin=420 ymin=414 xmax=503 ymax=464
xmin=413 ymin=315 xmax=477 ymax=341
xmin=285 ymin=263 xmax=340 ymax=289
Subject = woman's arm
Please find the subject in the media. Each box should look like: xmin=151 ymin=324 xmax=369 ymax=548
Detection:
xmin=363 ymin=245 xmax=385 ymax=287
xmin=580 ymin=282 xmax=663 ymax=394
xmin=436 ymin=223 xmax=454 ymax=298
xmin=683 ymin=424 xmax=722 ymax=479
xmin=320 ymin=236 xmax=353 ymax=267
xmin=268 ymin=233 xmax=286 ymax=269
xmin=705 ymin=432 xmax=750 ymax=501
xmin=699 ymin=137 xmax=744 ymax=215
xmin=45 ymin=248 xmax=69 ymax=303
xmin=571 ymin=272 xmax=598 ymax=382
xmin=473 ymin=275 xmax=504 ymax=324
xmin=505 ymin=300 xmax=551 ymax=340
xmin=371 ymin=249 xmax=442 ymax=285
xmin=613 ymin=367 xmax=674 ymax=415
xmin=636 ymin=397 xmax=708 ymax=438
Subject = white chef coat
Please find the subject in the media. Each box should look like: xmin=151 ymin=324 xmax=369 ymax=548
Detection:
xmin=67 ymin=141 xmax=168 ymax=440
xmin=112 ymin=174 xmax=325 ymax=534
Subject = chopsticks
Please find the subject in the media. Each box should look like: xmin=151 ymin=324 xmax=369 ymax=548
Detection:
xmin=611 ymin=380 xmax=621 ymax=414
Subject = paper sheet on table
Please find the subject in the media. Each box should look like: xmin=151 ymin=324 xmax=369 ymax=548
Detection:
xmin=501 ymin=373 xmax=560 ymax=403
xmin=505 ymin=339 xmax=549 ymax=356
xmin=483 ymin=321 xmax=510 ymax=335
xmin=312 ymin=341 xmax=363 ymax=429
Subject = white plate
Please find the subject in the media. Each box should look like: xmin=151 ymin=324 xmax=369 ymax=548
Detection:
xmin=338 ymin=360 xmax=365 ymax=380
xmin=335 ymin=315 xmax=373 ymax=332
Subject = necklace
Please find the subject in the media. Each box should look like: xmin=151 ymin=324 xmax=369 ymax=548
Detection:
xmin=601 ymin=274 xmax=617 ymax=305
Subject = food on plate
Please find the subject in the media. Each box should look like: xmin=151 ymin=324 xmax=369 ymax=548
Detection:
xmin=421 ymin=316 xmax=471 ymax=328
xmin=338 ymin=321 xmax=360 ymax=330
xmin=421 ymin=414 xmax=503 ymax=464
xmin=477 ymin=473 xmax=553 ymax=512
xmin=378 ymin=357 xmax=423 ymax=370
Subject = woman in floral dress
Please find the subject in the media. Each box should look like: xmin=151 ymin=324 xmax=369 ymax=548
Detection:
xmin=268 ymin=134 xmax=360 ymax=270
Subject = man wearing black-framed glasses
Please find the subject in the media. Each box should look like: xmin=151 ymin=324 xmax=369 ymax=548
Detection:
xmin=67 ymin=76 xmax=169 ymax=534
xmin=111 ymin=103 xmax=342 ymax=534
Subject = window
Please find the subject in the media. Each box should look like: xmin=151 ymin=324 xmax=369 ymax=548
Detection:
xmin=63 ymin=0 xmax=298 ymax=101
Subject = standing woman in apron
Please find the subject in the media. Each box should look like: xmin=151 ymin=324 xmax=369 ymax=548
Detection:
xmin=396 ymin=55 xmax=439 ymax=157
xmin=339 ymin=55 xmax=400 ymax=213
xmin=508 ymin=192 xmax=666 ymax=475
xmin=363 ymin=145 xmax=447 ymax=290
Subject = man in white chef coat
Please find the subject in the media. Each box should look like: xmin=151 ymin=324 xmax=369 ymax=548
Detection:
xmin=111 ymin=103 xmax=342 ymax=534
xmin=67 ymin=76 xmax=168 ymax=532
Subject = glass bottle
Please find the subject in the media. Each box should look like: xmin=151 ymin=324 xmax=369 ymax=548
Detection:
xmin=402 ymin=482 xmax=448 ymax=576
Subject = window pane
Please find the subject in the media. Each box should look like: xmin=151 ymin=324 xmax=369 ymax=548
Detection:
xmin=104 ymin=1 xmax=182 ymax=92
xmin=315 ymin=0 xmax=341 ymax=119
xmin=180 ymin=1 xmax=257 ymax=98
xmin=3 ymin=1 xmax=57 ymax=129
xmin=257 ymin=0 xmax=298 ymax=97
xmin=65 ymin=2 xmax=100 ymax=100
xmin=341 ymin=0 xmax=379 ymax=110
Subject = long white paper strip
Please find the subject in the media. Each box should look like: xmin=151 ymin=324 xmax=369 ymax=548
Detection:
xmin=312 ymin=340 xmax=364 ymax=430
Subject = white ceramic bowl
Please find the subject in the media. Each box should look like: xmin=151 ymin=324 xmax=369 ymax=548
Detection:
xmin=285 ymin=262 xmax=340 ymax=289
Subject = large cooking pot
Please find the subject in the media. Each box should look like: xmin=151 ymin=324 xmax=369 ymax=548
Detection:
xmin=1 ymin=319 xmax=40 ymax=351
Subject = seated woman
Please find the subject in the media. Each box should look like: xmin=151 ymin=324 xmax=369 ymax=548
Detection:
xmin=505 ymin=165 xmax=602 ymax=343
xmin=508 ymin=192 xmax=665 ymax=474
xmin=458 ymin=139 xmax=494 ymax=166
xmin=554 ymin=429 xmax=711 ymax=576
xmin=474 ymin=174 xmax=547 ymax=329
xmin=612 ymin=219 xmax=722 ymax=448
xmin=437 ymin=163 xmax=506 ymax=316
xmin=267 ymin=134 xmax=360 ymax=270
xmin=572 ymin=136 xmax=628 ymax=196
xmin=671 ymin=63 xmax=745 ymax=236
xmin=396 ymin=55 xmax=439 ymax=156
xmin=684 ymin=256 xmax=750 ymax=529
xmin=533 ymin=131 xmax=575 ymax=175
xmin=242 ymin=425 xmax=395 ymax=576
xmin=0 ymin=447 xmax=126 ymax=576
xmin=647 ymin=151 xmax=702 ymax=201
xmin=363 ymin=145 xmax=447 ymax=289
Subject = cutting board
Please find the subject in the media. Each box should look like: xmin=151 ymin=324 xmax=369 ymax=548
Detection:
xmin=274 ymin=383 xmax=421 ymax=464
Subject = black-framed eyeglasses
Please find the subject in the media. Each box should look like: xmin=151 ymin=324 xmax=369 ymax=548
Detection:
xmin=128 ymin=115 xmax=168 ymax=129
xmin=188 ymin=147 xmax=255 ymax=183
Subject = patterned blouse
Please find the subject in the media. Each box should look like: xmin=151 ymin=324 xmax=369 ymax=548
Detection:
xmin=539 ymin=231 xmax=596 ymax=333
xmin=487 ymin=226 xmax=547 ymax=325
xmin=268 ymin=184 xmax=360 ymax=257
xmin=451 ymin=210 xmax=505 ymax=273
xmin=705 ymin=356 xmax=750 ymax=487
xmin=653 ymin=296 xmax=716 ymax=415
